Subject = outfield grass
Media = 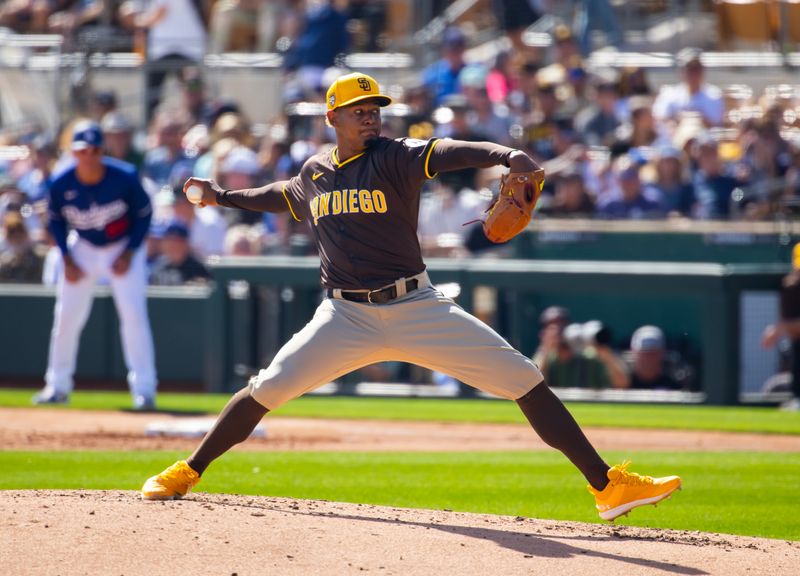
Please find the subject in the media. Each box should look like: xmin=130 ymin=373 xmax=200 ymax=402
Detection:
xmin=2 ymin=388 xmax=800 ymax=435
xmin=2 ymin=450 xmax=799 ymax=541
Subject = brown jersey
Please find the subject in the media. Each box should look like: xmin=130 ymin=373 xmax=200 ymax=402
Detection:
xmin=216 ymin=137 xmax=518 ymax=289
xmin=282 ymin=137 xmax=439 ymax=289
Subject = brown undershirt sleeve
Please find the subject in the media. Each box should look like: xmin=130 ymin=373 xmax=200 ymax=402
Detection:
xmin=427 ymin=139 xmax=517 ymax=174
xmin=215 ymin=181 xmax=292 ymax=213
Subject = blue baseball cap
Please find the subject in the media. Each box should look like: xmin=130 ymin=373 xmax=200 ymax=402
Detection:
xmin=71 ymin=120 xmax=104 ymax=150
xmin=163 ymin=219 xmax=190 ymax=239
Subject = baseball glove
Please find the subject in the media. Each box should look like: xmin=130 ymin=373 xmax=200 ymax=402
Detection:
xmin=482 ymin=169 xmax=545 ymax=243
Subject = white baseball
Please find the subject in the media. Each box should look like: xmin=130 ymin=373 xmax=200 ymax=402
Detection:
xmin=186 ymin=184 xmax=204 ymax=205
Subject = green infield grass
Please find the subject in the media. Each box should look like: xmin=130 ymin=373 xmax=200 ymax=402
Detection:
xmin=1 ymin=388 xmax=800 ymax=435
xmin=1 ymin=450 xmax=798 ymax=540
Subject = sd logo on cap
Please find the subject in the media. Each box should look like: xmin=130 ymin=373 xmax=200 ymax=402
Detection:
xmin=326 ymin=72 xmax=392 ymax=111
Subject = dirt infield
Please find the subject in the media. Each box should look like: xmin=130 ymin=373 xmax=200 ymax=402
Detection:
xmin=2 ymin=490 xmax=798 ymax=576
xmin=3 ymin=407 xmax=800 ymax=452
xmin=3 ymin=407 xmax=799 ymax=575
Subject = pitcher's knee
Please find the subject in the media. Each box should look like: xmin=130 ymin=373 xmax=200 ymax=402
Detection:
xmin=248 ymin=372 xmax=299 ymax=411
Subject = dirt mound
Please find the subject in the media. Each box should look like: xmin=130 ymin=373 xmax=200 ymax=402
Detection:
xmin=4 ymin=407 xmax=800 ymax=452
xmin=1 ymin=490 xmax=797 ymax=576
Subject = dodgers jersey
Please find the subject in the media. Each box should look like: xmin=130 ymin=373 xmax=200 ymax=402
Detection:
xmin=48 ymin=157 xmax=153 ymax=255
xmin=282 ymin=137 xmax=439 ymax=290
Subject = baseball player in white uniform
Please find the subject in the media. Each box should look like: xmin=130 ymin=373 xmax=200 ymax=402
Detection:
xmin=33 ymin=121 xmax=158 ymax=411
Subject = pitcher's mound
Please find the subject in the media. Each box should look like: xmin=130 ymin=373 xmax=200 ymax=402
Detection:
xmin=1 ymin=490 xmax=797 ymax=575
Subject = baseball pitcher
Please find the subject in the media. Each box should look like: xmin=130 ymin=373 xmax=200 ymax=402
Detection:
xmin=142 ymin=73 xmax=680 ymax=521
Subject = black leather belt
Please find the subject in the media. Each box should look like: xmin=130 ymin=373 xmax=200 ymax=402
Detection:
xmin=328 ymin=279 xmax=419 ymax=304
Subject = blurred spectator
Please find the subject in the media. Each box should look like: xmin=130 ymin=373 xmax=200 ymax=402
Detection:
xmin=615 ymin=66 xmax=653 ymax=120
xmin=523 ymin=79 xmax=564 ymax=162
xmin=544 ymin=170 xmax=596 ymax=218
xmin=347 ymin=0 xmax=387 ymax=52
xmin=88 ymin=90 xmax=118 ymax=122
xmin=610 ymin=96 xmax=668 ymax=156
xmin=550 ymin=24 xmax=581 ymax=70
xmin=282 ymin=0 xmax=350 ymax=96
xmin=422 ymin=26 xmax=468 ymax=107
xmin=645 ymin=146 xmax=695 ymax=217
xmin=532 ymin=305 xmax=570 ymax=364
xmin=208 ymin=0 xmax=264 ymax=53
xmin=178 ymin=67 xmax=212 ymax=126
xmin=142 ymin=110 xmax=192 ymax=187
xmin=202 ymin=99 xmax=242 ymax=132
xmin=582 ymin=319 xmax=630 ymax=389
xmin=218 ymin=146 xmax=263 ymax=224
xmin=210 ymin=112 xmax=253 ymax=149
xmin=653 ymin=48 xmax=724 ymax=129
xmin=573 ymin=0 xmax=623 ymax=55
xmin=402 ymin=83 xmax=435 ymax=132
xmin=532 ymin=309 xmax=629 ymax=389
xmin=485 ymin=50 xmax=517 ymax=105
xmin=145 ymin=219 xmax=165 ymax=269
xmin=418 ymin=181 xmax=484 ymax=257
xmin=762 ymin=242 xmax=800 ymax=411
xmin=132 ymin=0 xmax=208 ymax=120
xmin=559 ymin=63 xmax=593 ymax=120
xmin=740 ymin=118 xmax=792 ymax=183
xmin=435 ymin=94 xmax=489 ymax=191
xmin=193 ymin=136 xmax=240 ymax=181
xmin=149 ymin=220 xmax=211 ymax=285
xmin=0 ymin=0 xmax=52 ymax=33
xmin=597 ymin=161 xmax=665 ymax=219
xmin=18 ymin=135 xmax=58 ymax=203
xmin=575 ymin=76 xmax=621 ymax=147
xmin=47 ymin=0 xmax=104 ymax=47
xmin=490 ymin=0 xmax=541 ymax=57
xmin=170 ymin=187 xmax=227 ymax=259
xmin=459 ymin=66 xmax=512 ymax=146
xmin=692 ymin=136 xmax=741 ymax=219
xmin=0 ymin=211 xmax=45 ymax=283
xmin=736 ymin=119 xmax=793 ymax=218
xmin=101 ymin=112 xmax=143 ymax=169
xmin=627 ymin=325 xmax=682 ymax=390
xmin=0 ymin=179 xmax=43 ymax=235
xmin=181 ymin=123 xmax=211 ymax=166
xmin=223 ymin=224 xmax=262 ymax=256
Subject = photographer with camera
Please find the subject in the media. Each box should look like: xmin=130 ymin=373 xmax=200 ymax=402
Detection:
xmin=532 ymin=307 xmax=629 ymax=390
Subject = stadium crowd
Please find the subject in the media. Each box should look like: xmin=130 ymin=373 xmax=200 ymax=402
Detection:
xmin=0 ymin=1 xmax=798 ymax=394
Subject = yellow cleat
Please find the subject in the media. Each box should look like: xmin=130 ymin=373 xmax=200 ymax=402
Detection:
xmin=141 ymin=460 xmax=200 ymax=501
xmin=587 ymin=460 xmax=681 ymax=521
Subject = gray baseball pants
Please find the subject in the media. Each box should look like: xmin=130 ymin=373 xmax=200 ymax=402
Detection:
xmin=249 ymin=271 xmax=543 ymax=409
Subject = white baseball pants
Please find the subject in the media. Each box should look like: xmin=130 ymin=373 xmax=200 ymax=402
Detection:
xmin=44 ymin=236 xmax=157 ymax=399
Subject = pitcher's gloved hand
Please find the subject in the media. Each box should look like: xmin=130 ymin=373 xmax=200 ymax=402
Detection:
xmin=482 ymin=169 xmax=545 ymax=243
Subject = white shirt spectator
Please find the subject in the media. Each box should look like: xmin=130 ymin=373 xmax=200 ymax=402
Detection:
xmin=189 ymin=207 xmax=227 ymax=259
xmin=652 ymin=83 xmax=724 ymax=127
xmin=418 ymin=185 xmax=485 ymax=250
xmin=147 ymin=0 xmax=207 ymax=62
